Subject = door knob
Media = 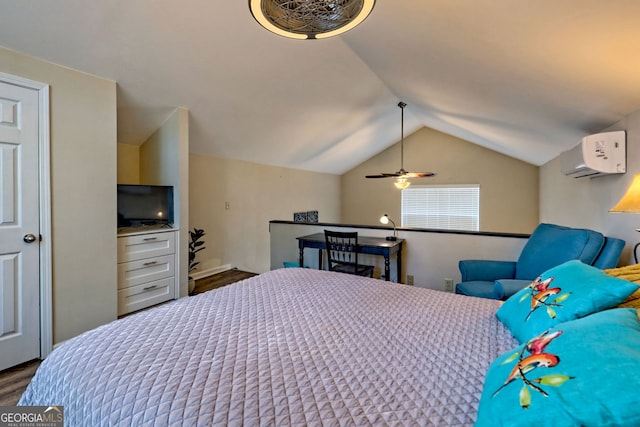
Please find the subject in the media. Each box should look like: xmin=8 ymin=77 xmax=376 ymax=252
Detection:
xmin=23 ymin=234 xmax=37 ymax=243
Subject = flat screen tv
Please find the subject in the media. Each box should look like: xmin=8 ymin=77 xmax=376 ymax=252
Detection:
xmin=117 ymin=184 xmax=174 ymax=229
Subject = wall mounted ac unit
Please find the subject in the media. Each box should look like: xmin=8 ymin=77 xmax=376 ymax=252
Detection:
xmin=560 ymin=130 xmax=626 ymax=178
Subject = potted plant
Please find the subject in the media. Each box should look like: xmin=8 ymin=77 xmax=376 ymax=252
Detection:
xmin=188 ymin=227 xmax=206 ymax=295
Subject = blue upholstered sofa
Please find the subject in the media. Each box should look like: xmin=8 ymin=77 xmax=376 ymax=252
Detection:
xmin=455 ymin=223 xmax=625 ymax=300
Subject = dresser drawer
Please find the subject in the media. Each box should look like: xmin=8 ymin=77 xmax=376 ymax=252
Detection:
xmin=118 ymin=231 xmax=175 ymax=263
xmin=117 ymin=276 xmax=174 ymax=316
xmin=117 ymin=254 xmax=175 ymax=289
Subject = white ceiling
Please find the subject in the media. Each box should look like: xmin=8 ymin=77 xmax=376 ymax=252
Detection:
xmin=1 ymin=1 xmax=639 ymax=174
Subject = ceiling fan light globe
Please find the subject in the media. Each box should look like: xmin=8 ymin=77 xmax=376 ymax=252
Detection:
xmin=394 ymin=178 xmax=410 ymax=189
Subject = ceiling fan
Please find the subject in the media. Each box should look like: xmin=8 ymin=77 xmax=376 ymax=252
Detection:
xmin=366 ymin=102 xmax=436 ymax=189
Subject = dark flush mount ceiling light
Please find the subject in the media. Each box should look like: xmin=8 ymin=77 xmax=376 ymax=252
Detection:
xmin=249 ymin=0 xmax=376 ymax=40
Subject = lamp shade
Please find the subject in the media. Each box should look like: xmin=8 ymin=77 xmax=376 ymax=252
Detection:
xmin=610 ymin=174 xmax=640 ymax=213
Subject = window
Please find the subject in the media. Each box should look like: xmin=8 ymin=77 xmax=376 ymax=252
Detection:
xmin=401 ymin=185 xmax=479 ymax=231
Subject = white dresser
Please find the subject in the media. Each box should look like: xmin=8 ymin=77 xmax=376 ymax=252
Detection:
xmin=117 ymin=228 xmax=177 ymax=316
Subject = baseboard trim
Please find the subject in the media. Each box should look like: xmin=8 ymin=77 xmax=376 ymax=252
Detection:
xmin=190 ymin=264 xmax=232 ymax=280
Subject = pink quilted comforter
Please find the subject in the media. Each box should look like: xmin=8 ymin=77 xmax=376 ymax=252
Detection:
xmin=20 ymin=268 xmax=516 ymax=426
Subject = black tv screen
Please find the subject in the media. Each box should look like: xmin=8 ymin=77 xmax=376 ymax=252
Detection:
xmin=117 ymin=184 xmax=174 ymax=229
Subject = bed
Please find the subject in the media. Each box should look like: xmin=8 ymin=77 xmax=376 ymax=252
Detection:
xmin=19 ymin=268 xmax=520 ymax=425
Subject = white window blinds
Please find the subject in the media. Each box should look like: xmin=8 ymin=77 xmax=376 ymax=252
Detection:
xmin=401 ymin=185 xmax=480 ymax=231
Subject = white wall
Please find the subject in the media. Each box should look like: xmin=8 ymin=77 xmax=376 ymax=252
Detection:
xmin=270 ymin=222 xmax=528 ymax=290
xmin=540 ymin=108 xmax=640 ymax=265
xmin=0 ymin=46 xmax=118 ymax=344
xmin=540 ymin=110 xmax=640 ymax=265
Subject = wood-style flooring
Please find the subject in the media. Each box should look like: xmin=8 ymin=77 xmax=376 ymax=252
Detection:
xmin=0 ymin=359 xmax=40 ymax=406
xmin=0 ymin=269 xmax=258 ymax=406
xmin=192 ymin=268 xmax=257 ymax=295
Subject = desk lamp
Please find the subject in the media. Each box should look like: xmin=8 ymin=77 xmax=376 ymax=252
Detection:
xmin=610 ymin=174 xmax=640 ymax=263
xmin=379 ymin=214 xmax=397 ymax=241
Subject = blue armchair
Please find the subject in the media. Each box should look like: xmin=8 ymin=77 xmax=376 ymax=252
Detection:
xmin=455 ymin=223 xmax=625 ymax=300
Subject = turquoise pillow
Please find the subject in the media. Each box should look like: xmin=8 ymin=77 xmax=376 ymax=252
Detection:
xmin=477 ymin=308 xmax=640 ymax=427
xmin=496 ymin=260 xmax=638 ymax=343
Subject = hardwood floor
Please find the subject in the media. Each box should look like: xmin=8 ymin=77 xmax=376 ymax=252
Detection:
xmin=192 ymin=268 xmax=258 ymax=295
xmin=0 ymin=269 xmax=257 ymax=406
xmin=0 ymin=359 xmax=41 ymax=406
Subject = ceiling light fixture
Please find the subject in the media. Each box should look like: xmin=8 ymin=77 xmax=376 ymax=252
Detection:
xmin=394 ymin=177 xmax=410 ymax=190
xmin=366 ymin=102 xmax=436 ymax=188
xmin=249 ymin=0 xmax=376 ymax=40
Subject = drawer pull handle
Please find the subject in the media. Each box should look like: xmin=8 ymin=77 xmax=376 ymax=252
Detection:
xmin=143 ymin=285 xmax=158 ymax=291
xmin=143 ymin=237 xmax=158 ymax=241
xmin=143 ymin=261 xmax=158 ymax=266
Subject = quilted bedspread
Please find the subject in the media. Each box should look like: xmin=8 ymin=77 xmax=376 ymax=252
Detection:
xmin=20 ymin=268 xmax=517 ymax=426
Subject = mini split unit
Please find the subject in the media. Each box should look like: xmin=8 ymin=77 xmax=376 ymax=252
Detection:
xmin=560 ymin=130 xmax=626 ymax=178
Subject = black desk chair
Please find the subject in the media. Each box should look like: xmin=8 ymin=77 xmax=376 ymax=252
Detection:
xmin=324 ymin=230 xmax=375 ymax=278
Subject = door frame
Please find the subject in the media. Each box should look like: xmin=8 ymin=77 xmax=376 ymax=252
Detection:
xmin=0 ymin=72 xmax=52 ymax=359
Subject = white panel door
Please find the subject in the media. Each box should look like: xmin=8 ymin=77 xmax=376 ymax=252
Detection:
xmin=0 ymin=80 xmax=40 ymax=371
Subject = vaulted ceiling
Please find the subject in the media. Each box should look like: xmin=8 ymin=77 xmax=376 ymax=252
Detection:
xmin=1 ymin=1 xmax=639 ymax=174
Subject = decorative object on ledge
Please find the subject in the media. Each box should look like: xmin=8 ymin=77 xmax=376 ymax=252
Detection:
xmin=294 ymin=211 xmax=318 ymax=223
xmin=307 ymin=210 xmax=318 ymax=223
xmin=366 ymin=102 xmax=436 ymax=189
xmin=249 ymin=0 xmax=376 ymax=40
xmin=188 ymin=227 xmax=206 ymax=295
xmin=610 ymin=174 xmax=640 ymax=263
xmin=379 ymin=214 xmax=397 ymax=241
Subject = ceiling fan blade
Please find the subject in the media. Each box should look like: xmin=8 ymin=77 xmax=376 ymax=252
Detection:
xmin=403 ymin=172 xmax=437 ymax=178
xmin=365 ymin=173 xmax=402 ymax=178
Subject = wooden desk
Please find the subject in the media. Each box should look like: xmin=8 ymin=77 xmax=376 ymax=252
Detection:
xmin=297 ymin=233 xmax=404 ymax=282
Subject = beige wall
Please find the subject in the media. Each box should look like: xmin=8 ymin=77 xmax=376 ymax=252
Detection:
xmin=117 ymin=143 xmax=140 ymax=184
xmin=190 ymin=154 xmax=341 ymax=273
xmin=342 ymin=127 xmax=539 ymax=233
xmin=140 ymin=108 xmax=190 ymax=296
xmin=0 ymin=47 xmax=118 ymax=344
xmin=141 ymin=111 xmax=182 ymax=186
xmin=540 ymin=108 xmax=640 ymax=265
